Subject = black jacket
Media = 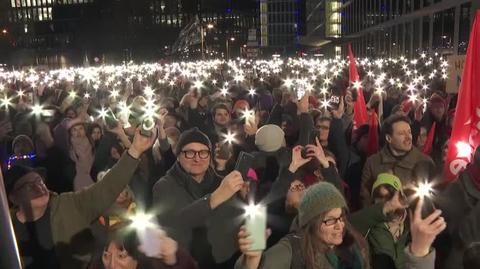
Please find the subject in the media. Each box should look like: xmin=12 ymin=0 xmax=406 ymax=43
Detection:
xmin=152 ymin=162 xmax=243 ymax=268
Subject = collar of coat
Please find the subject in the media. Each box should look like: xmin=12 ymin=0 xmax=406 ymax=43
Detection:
xmin=167 ymin=162 xmax=221 ymax=199
xmin=379 ymin=146 xmax=424 ymax=170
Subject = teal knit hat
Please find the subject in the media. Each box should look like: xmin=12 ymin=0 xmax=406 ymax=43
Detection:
xmin=298 ymin=182 xmax=347 ymax=227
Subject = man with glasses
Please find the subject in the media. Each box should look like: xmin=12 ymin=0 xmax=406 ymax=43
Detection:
xmin=152 ymin=127 xmax=244 ymax=269
xmin=4 ymin=128 xmax=157 ymax=269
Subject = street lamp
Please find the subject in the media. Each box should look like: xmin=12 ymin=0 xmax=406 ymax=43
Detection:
xmin=226 ymin=37 xmax=235 ymax=59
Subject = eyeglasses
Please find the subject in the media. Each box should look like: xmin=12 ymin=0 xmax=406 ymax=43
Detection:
xmin=289 ymin=183 xmax=305 ymax=192
xmin=181 ymin=150 xmax=210 ymax=159
xmin=322 ymin=214 xmax=345 ymax=226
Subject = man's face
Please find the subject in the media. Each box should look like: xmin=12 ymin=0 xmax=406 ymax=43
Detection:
xmin=9 ymin=172 xmax=49 ymax=209
xmin=91 ymin=127 xmax=102 ymax=141
xmin=430 ymin=104 xmax=445 ymax=122
xmin=316 ymin=120 xmax=331 ymax=142
xmin=178 ymin=142 xmax=211 ymax=178
xmin=214 ymin=108 xmax=230 ymax=127
xmin=387 ymin=121 xmax=412 ymax=153
xmin=70 ymin=124 xmax=86 ymax=139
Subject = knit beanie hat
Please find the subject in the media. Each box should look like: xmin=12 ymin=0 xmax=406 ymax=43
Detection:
xmin=12 ymin=135 xmax=34 ymax=152
xmin=174 ymin=127 xmax=212 ymax=156
xmin=233 ymin=99 xmax=250 ymax=113
xmin=298 ymin=182 xmax=347 ymax=227
xmin=255 ymin=124 xmax=285 ymax=152
xmin=371 ymin=173 xmax=402 ymax=197
xmin=4 ymin=165 xmax=46 ymax=195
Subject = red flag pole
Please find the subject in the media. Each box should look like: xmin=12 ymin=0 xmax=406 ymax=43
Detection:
xmin=348 ymin=44 xmax=368 ymax=130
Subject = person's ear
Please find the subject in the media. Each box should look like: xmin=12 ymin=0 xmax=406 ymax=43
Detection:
xmin=386 ymin=134 xmax=392 ymax=143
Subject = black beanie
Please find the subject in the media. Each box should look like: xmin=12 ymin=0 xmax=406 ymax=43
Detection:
xmin=4 ymin=165 xmax=45 ymax=195
xmin=175 ymin=127 xmax=212 ymax=156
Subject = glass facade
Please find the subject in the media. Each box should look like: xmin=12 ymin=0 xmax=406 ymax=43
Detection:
xmin=340 ymin=0 xmax=474 ymax=57
xmin=261 ymin=0 xmax=305 ymax=48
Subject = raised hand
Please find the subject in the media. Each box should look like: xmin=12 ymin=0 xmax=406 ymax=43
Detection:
xmin=331 ymin=97 xmax=345 ymax=119
xmin=409 ymin=197 xmax=446 ymax=257
xmin=289 ymin=145 xmax=312 ymax=173
xmin=304 ymin=137 xmax=329 ymax=168
xmin=210 ymin=171 xmax=244 ymax=209
xmin=238 ymin=225 xmax=271 ymax=269
xmin=128 ymin=127 xmax=158 ymax=159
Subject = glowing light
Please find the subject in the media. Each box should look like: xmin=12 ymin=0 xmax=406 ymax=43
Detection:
xmin=68 ymin=90 xmax=77 ymax=99
xmin=241 ymin=108 xmax=255 ymax=122
xmin=244 ymin=203 xmax=262 ymax=218
xmin=144 ymin=86 xmax=154 ymax=97
xmin=248 ymin=88 xmax=256 ymax=96
xmin=283 ymin=78 xmax=293 ymax=88
xmin=352 ymin=80 xmax=362 ymax=89
xmin=320 ymin=98 xmax=331 ymax=110
xmin=221 ymin=130 xmax=237 ymax=145
xmin=31 ymin=104 xmax=44 ymax=116
xmin=220 ymin=87 xmax=229 ymax=96
xmin=408 ymin=93 xmax=418 ymax=103
xmin=212 ymin=79 xmax=217 ymax=85
xmin=84 ymin=92 xmax=90 ymax=99
xmin=129 ymin=212 xmax=156 ymax=231
xmin=414 ymin=181 xmax=434 ymax=199
xmin=456 ymin=141 xmax=472 ymax=158
xmin=97 ymin=106 xmax=108 ymax=119
xmin=1 ymin=95 xmax=12 ymax=108
xmin=193 ymin=80 xmax=204 ymax=89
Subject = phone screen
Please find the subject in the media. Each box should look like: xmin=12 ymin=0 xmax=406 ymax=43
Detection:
xmin=245 ymin=205 xmax=267 ymax=251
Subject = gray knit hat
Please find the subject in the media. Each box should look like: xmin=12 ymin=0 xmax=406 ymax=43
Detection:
xmin=298 ymin=182 xmax=347 ymax=227
xmin=255 ymin=124 xmax=285 ymax=152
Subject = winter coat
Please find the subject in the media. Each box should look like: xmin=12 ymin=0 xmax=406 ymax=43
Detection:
xmin=12 ymin=152 xmax=140 ymax=269
xmin=152 ymin=162 xmax=244 ymax=268
xmin=437 ymin=168 xmax=480 ymax=269
xmin=350 ymin=203 xmax=410 ymax=269
xmin=360 ymin=146 xmax=433 ymax=206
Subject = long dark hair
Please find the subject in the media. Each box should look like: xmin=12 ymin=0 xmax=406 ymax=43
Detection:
xmin=300 ymin=210 xmax=370 ymax=269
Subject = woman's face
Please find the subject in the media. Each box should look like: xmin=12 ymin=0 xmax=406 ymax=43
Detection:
xmin=70 ymin=125 xmax=86 ymax=139
xmin=317 ymin=208 xmax=345 ymax=248
xmin=91 ymin=127 xmax=102 ymax=141
xmin=416 ymin=127 xmax=428 ymax=148
xmin=102 ymin=242 xmax=138 ymax=269
xmin=164 ymin=115 xmax=177 ymax=129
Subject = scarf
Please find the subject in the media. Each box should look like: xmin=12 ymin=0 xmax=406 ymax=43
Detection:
xmin=325 ymin=244 xmax=364 ymax=269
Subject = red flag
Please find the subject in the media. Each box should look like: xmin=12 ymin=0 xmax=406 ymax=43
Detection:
xmin=422 ymin=122 xmax=436 ymax=155
xmin=444 ymin=11 xmax=480 ymax=181
xmin=366 ymin=111 xmax=379 ymax=157
xmin=348 ymin=44 xmax=368 ymax=130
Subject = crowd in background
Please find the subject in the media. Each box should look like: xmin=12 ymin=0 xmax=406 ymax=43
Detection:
xmin=0 ymin=56 xmax=479 ymax=269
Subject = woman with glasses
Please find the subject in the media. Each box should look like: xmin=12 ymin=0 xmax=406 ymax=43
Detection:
xmin=236 ymin=182 xmax=370 ymax=269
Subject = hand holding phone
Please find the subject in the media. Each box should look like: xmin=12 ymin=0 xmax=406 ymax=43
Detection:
xmin=235 ymin=151 xmax=254 ymax=181
xmin=138 ymin=226 xmax=166 ymax=258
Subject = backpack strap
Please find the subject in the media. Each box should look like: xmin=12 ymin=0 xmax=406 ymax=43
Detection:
xmin=285 ymin=233 xmax=306 ymax=269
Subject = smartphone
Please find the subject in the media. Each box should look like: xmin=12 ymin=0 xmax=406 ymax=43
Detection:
xmin=105 ymin=110 xmax=118 ymax=129
xmin=140 ymin=117 xmax=155 ymax=137
xmin=245 ymin=205 xmax=267 ymax=251
xmin=137 ymin=226 xmax=164 ymax=257
xmin=235 ymin=151 xmax=254 ymax=180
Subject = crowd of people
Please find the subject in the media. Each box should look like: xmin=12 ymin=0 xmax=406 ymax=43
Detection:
xmin=0 ymin=56 xmax=479 ymax=269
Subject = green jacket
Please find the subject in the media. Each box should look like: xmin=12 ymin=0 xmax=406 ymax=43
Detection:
xmin=350 ymin=203 xmax=410 ymax=269
xmin=15 ymin=153 xmax=140 ymax=269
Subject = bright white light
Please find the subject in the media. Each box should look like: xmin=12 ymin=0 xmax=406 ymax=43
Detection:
xmin=283 ymin=78 xmax=293 ymax=88
xmin=144 ymin=86 xmax=154 ymax=97
xmin=68 ymin=90 xmax=77 ymax=99
xmin=414 ymin=181 xmax=433 ymax=199
xmin=17 ymin=90 xmax=25 ymax=98
xmin=221 ymin=130 xmax=237 ymax=145
xmin=31 ymin=104 xmax=44 ymax=115
xmin=320 ymin=98 xmax=331 ymax=110
xmin=241 ymin=108 xmax=255 ymax=122
xmin=1 ymin=95 xmax=12 ymax=108
xmin=352 ymin=80 xmax=362 ymax=89
xmin=110 ymin=89 xmax=119 ymax=99
xmin=248 ymin=88 xmax=256 ymax=96
xmin=244 ymin=203 xmax=261 ymax=218
xmin=193 ymin=80 xmax=203 ymax=89
xmin=456 ymin=141 xmax=472 ymax=158
xmin=129 ymin=212 xmax=156 ymax=231
xmin=97 ymin=106 xmax=108 ymax=119
xmin=84 ymin=92 xmax=90 ymax=99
